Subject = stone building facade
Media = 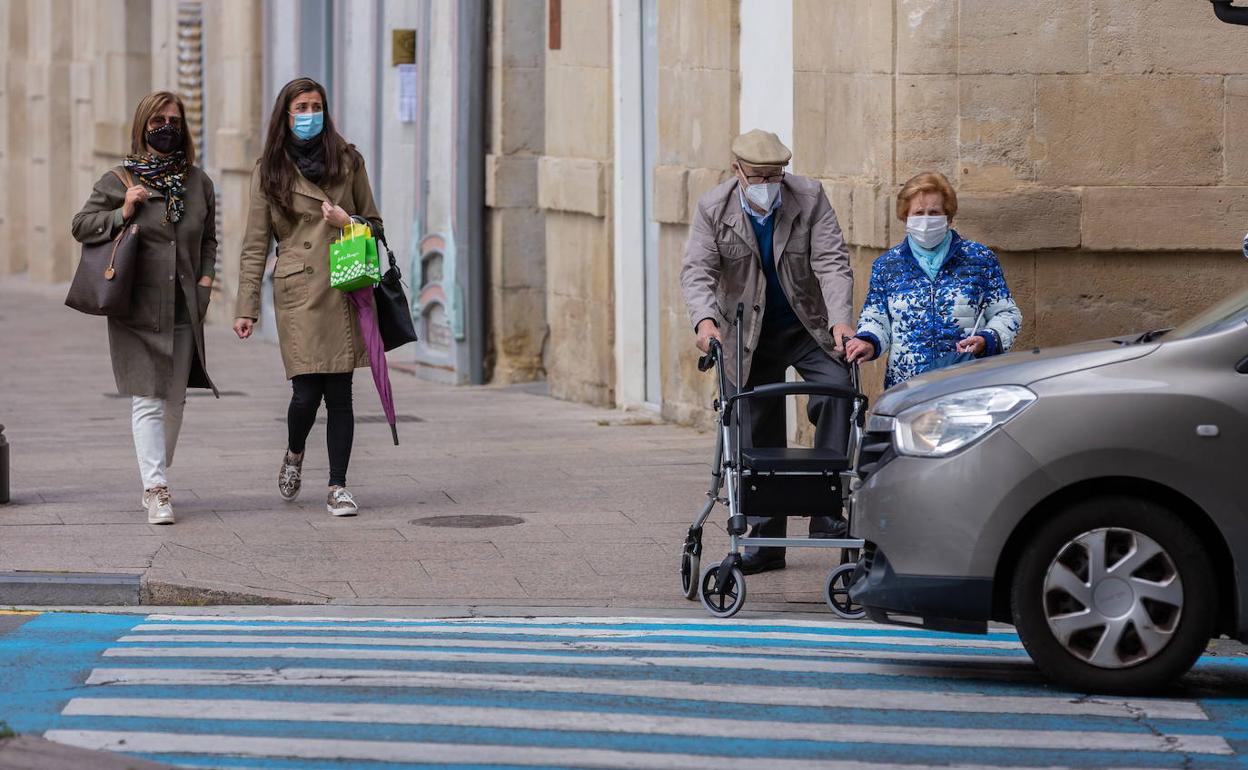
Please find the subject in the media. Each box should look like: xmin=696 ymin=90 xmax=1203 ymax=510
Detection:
xmin=519 ymin=0 xmax=1248 ymax=429
xmin=2 ymin=0 xmax=1246 ymax=432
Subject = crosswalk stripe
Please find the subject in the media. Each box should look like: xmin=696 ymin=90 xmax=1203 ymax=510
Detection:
xmin=117 ymin=633 xmax=1027 ymax=663
xmin=61 ymin=697 xmax=1231 ymax=754
xmin=102 ymin=645 xmax=1041 ymax=682
xmin=82 ymin=666 xmax=1206 ymax=720
xmin=41 ymin=729 xmax=1198 ymax=770
xmin=123 ymin=628 xmax=1025 ymax=650
xmin=140 ymin=614 xmax=1020 ymax=633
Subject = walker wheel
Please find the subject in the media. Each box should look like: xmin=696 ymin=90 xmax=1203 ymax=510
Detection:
xmin=699 ymin=564 xmax=746 ymax=618
xmin=680 ymin=551 xmax=700 ymax=600
xmin=825 ymin=563 xmax=865 ymax=619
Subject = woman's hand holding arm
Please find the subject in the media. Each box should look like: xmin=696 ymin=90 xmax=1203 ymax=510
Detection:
xmin=321 ymin=201 xmax=351 ymax=228
xmin=845 ymin=337 xmax=876 ymax=363
xmin=955 ymin=335 xmax=987 ymax=356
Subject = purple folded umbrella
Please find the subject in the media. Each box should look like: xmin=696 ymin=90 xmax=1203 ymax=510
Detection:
xmin=347 ymin=287 xmax=398 ymax=445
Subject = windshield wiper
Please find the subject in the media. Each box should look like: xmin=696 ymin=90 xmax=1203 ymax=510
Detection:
xmin=1133 ymin=327 xmax=1174 ymax=344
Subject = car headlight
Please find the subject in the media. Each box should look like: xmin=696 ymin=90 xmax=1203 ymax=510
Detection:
xmin=893 ymin=386 xmax=1036 ymax=457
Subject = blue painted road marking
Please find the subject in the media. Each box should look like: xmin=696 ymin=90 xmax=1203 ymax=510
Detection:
xmin=2 ymin=612 xmax=1248 ymax=768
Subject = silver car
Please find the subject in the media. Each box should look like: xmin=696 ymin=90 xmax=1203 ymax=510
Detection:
xmin=848 ymin=287 xmax=1248 ymax=693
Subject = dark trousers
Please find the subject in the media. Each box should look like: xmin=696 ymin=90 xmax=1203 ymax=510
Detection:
xmin=288 ymin=372 xmax=355 ymax=487
xmin=731 ymin=323 xmax=851 ymax=556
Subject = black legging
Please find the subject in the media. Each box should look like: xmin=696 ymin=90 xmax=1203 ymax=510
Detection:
xmin=288 ymin=372 xmax=354 ymax=487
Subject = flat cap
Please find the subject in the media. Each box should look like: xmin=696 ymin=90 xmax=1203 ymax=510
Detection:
xmin=731 ymin=129 xmax=792 ymax=166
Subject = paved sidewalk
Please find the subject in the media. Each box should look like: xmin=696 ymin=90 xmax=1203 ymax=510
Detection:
xmin=0 ymin=278 xmax=845 ymax=610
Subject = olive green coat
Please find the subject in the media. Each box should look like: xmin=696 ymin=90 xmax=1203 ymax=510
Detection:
xmin=235 ymin=153 xmax=382 ymax=378
xmin=71 ymin=165 xmax=219 ymax=398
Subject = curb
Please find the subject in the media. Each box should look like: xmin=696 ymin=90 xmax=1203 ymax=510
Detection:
xmin=0 ymin=571 xmax=314 ymax=608
xmin=0 ymin=735 xmax=177 ymax=770
xmin=0 ymin=572 xmax=141 ymax=606
xmin=141 ymin=578 xmax=311 ymax=607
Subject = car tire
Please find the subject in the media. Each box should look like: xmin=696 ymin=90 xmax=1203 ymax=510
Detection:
xmin=1010 ymin=495 xmax=1215 ymax=694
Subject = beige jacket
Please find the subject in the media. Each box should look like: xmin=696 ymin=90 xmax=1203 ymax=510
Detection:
xmin=680 ymin=174 xmax=854 ymax=384
xmin=71 ymin=165 xmax=219 ymax=398
xmin=235 ymin=153 xmax=382 ymax=379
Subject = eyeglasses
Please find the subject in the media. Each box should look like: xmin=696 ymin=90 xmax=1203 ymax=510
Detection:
xmin=148 ymin=115 xmax=183 ymax=129
xmin=739 ymin=168 xmax=785 ymax=184
xmin=290 ymin=103 xmax=325 ymax=114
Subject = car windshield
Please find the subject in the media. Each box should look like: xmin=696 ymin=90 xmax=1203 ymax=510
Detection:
xmin=1167 ymin=286 xmax=1248 ymax=341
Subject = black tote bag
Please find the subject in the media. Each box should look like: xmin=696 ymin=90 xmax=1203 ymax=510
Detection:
xmin=65 ymin=169 xmax=141 ymax=316
xmin=373 ymin=231 xmax=419 ymax=352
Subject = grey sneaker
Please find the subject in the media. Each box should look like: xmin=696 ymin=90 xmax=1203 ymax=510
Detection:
xmin=278 ymin=451 xmax=303 ymax=502
xmin=143 ymin=486 xmax=175 ymax=525
xmin=326 ymin=486 xmax=358 ymax=517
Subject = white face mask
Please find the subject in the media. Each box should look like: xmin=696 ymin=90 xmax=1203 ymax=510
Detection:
xmin=744 ymin=182 xmax=781 ymax=212
xmin=906 ymin=215 xmax=949 ymax=249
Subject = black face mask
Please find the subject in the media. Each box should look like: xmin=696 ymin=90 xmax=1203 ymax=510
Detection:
xmin=146 ymin=123 xmax=183 ymax=154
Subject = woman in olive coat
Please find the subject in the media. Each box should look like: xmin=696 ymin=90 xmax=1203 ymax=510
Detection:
xmin=71 ymin=91 xmax=219 ymax=525
xmin=233 ymin=77 xmax=382 ymax=517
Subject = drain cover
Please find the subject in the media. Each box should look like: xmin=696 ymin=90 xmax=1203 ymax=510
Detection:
xmin=411 ymin=515 xmax=525 ymax=529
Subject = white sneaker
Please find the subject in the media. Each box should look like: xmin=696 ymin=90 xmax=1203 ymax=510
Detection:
xmin=326 ymin=486 xmax=359 ymax=517
xmin=143 ymin=486 xmax=175 ymax=525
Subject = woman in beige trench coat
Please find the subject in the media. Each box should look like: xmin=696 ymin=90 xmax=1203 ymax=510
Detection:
xmin=71 ymin=91 xmax=219 ymax=526
xmin=233 ymin=77 xmax=382 ymax=518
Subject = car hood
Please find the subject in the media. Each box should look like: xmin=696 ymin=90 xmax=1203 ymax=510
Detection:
xmin=871 ymin=338 xmax=1158 ymax=416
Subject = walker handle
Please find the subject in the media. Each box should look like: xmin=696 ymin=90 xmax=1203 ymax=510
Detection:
xmin=697 ymin=338 xmax=721 ymax=372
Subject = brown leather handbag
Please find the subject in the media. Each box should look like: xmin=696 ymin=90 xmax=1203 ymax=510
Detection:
xmin=65 ymin=169 xmax=141 ymax=316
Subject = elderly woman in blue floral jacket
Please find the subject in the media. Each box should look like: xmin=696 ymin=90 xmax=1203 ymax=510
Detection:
xmin=845 ymin=172 xmax=1022 ymax=388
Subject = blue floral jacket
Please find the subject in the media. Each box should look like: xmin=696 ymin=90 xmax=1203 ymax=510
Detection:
xmin=855 ymin=231 xmax=1022 ymax=389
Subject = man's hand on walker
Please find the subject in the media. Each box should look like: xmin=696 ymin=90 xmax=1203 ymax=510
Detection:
xmin=831 ymin=324 xmax=855 ymax=353
xmin=844 ymin=336 xmax=875 ymax=363
xmin=695 ymin=318 xmax=722 ymax=354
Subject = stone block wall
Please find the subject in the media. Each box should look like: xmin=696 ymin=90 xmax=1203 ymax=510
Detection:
xmin=537 ymin=0 xmax=616 ymax=406
xmin=789 ymin=0 xmax=1248 ymax=406
xmin=654 ymin=0 xmax=737 ymax=429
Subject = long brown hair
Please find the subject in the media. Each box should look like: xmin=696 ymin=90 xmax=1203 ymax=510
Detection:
xmin=130 ymin=91 xmax=195 ymax=165
xmin=259 ymin=77 xmax=357 ymax=222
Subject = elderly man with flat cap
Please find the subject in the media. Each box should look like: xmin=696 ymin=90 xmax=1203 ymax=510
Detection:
xmin=680 ymin=129 xmax=856 ymax=575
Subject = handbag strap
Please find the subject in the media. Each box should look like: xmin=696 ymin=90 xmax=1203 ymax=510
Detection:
xmin=111 ymin=168 xmax=135 ymax=189
xmin=373 ymin=228 xmax=401 ymax=280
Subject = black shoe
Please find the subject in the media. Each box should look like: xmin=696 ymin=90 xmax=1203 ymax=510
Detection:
xmin=740 ymin=552 xmax=786 ymax=575
xmin=808 ymin=516 xmax=848 ymax=539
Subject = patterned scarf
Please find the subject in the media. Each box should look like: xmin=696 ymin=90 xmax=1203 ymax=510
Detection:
xmin=123 ymin=151 xmax=188 ymax=223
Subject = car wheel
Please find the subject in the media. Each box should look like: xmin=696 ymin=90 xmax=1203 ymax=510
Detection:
xmin=1010 ymin=495 xmax=1215 ymax=694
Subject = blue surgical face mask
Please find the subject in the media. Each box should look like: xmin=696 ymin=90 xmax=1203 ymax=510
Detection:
xmin=290 ymin=111 xmax=324 ymax=141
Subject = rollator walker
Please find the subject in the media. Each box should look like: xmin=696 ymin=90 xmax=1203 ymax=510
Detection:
xmin=680 ymin=303 xmax=870 ymax=619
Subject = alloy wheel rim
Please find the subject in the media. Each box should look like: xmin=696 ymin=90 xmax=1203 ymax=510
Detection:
xmin=1041 ymin=527 xmax=1183 ymax=669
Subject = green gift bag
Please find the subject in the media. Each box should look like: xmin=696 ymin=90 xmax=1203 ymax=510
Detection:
xmin=329 ymin=222 xmax=381 ymax=292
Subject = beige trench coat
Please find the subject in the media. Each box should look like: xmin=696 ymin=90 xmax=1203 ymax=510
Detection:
xmin=235 ymin=152 xmax=382 ymax=379
xmin=71 ymin=165 xmax=219 ymax=398
xmin=680 ymin=174 xmax=854 ymax=384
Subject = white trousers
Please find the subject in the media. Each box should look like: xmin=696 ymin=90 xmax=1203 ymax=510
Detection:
xmin=132 ymin=324 xmax=194 ymax=490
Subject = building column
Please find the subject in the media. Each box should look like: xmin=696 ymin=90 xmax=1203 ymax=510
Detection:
xmin=71 ymin=0 xmax=103 ymax=263
xmin=0 ymin=0 xmax=30 ymax=275
xmin=487 ymin=0 xmax=547 ymax=383
xmin=202 ymin=0 xmax=264 ymax=322
xmin=91 ymin=0 xmax=152 ymax=169
xmin=26 ymin=0 xmax=77 ymax=283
